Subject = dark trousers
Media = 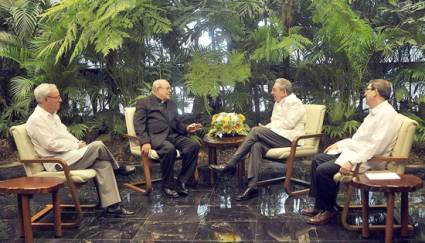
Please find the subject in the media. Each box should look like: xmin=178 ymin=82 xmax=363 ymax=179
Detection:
xmin=309 ymin=153 xmax=340 ymax=211
xmin=156 ymin=135 xmax=200 ymax=188
xmin=228 ymin=127 xmax=292 ymax=188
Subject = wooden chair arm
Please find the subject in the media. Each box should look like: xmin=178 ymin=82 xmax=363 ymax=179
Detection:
xmin=294 ymin=133 xmax=324 ymax=141
xmin=123 ymin=134 xmax=142 ymax=144
xmin=367 ymin=156 xmax=408 ymax=163
xmin=289 ymin=133 xmax=323 ymax=158
xmin=21 ymin=158 xmax=76 ymax=186
xmin=21 ymin=158 xmax=68 ymax=167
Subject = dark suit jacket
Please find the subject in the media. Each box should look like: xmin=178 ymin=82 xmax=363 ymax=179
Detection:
xmin=134 ymin=95 xmax=187 ymax=149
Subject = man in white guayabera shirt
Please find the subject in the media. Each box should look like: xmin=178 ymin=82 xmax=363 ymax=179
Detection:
xmin=303 ymin=79 xmax=403 ymax=225
xmin=26 ymin=83 xmax=135 ymax=216
xmin=210 ymin=78 xmax=306 ymax=201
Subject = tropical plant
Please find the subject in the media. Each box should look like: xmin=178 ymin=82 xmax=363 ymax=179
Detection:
xmin=185 ymin=51 xmax=251 ymax=113
xmin=323 ymin=101 xmax=361 ymax=140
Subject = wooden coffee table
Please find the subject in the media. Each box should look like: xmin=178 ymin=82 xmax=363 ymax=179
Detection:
xmin=0 ymin=177 xmax=64 ymax=243
xmin=351 ymin=174 xmax=423 ymax=243
xmin=203 ymin=135 xmax=245 ymax=186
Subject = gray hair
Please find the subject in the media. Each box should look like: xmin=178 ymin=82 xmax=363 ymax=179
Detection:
xmin=369 ymin=79 xmax=391 ymax=100
xmin=34 ymin=83 xmax=57 ymax=104
xmin=275 ymin=78 xmax=292 ymax=94
xmin=151 ymin=79 xmax=168 ymax=93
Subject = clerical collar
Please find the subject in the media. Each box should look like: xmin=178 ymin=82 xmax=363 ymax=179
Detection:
xmin=153 ymin=95 xmax=166 ymax=104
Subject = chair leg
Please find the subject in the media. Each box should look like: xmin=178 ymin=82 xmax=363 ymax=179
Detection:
xmin=341 ymin=184 xmax=361 ymax=231
xmin=142 ymin=156 xmax=153 ymax=192
xmin=31 ymin=179 xmax=97 ymax=229
xmin=52 ymin=191 xmax=62 ymax=237
xmin=65 ymin=178 xmax=84 ymax=222
xmin=123 ymin=155 xmax=163 ymax=194
xmin=194 ymin=167 xmax=200 ymax=182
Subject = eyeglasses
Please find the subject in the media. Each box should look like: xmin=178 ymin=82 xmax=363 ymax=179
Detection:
xmin=364 ymin=87 xmax=374 ymax=92
xmin=47 ymin=95 xmax=61 ymax=100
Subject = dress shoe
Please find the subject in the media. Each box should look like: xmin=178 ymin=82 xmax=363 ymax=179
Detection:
xmin=116 ymin=164 xmax=136 ymax=176
xmin=185 ymin=178 xmax=198 ymax=188
xmin=301 ymin=207 xmax=323 ymax=217
xmin=162 ymin=187 xmax=179 ymax=198
xmin=174 ymin=182 xmax=189 ymax=196
xmin=306 ymin=211 xmax=336 ymax=225
xmin=209 ymin=164 xmax=236 ymax=174
xmin=105 ymin=203 xmax=135 ymax=216
xmin=236 ymin=187 xmax=259 ymax=201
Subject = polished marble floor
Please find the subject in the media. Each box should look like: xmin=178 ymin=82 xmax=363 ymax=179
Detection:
xmin=0 ymin=163 xmax=424 ymax=242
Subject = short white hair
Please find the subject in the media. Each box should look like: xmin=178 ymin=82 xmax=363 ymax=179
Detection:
xmin=151 ymin=79 xmax=169 ymax=93
xmin=34 ymin=83 xmax=57 ymax=104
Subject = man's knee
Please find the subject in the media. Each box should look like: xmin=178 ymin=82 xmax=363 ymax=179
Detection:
xmin=316 ymin=163 xmax=338 ymax=178
xmin=187 ymin=140 xmax=201 ymax=154
xmin=250 ymin=126 xmax=266 ymax=135
xmin=89 ymin=140 xmax=106 ymax=149
xmin=252 ymin=142 xmax=263 ymax=150
xmin=162 ymin=143 xmax=176 ymax=155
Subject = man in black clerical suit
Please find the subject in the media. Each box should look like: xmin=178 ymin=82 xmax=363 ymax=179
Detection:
xmin=134 ymin=79 xmax=202 ymax=198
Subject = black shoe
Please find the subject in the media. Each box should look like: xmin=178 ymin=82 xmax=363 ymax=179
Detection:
xmin=174 ymin=182 xmax=189 ymax=196
xmin=162 ymin=187 xmax=179 ymax=198
xmin=116 ymin=165 xmax=136 ymax=176
xmin=236 ymin=187 xmax=258 ymax=201
xmin=185 ymin=177 xmax=198 ymax=188
xmin=105 ymin=204 xmax=135 ymax=216
xmin=209 ymin=164 xmax=236 ymax=174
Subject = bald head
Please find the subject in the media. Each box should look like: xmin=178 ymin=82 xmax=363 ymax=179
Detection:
xmin=152 ymin=79 xmax=172 ymax=101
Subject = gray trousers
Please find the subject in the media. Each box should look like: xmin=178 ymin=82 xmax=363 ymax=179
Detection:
xmin=228 ymin=127 xmax=291 ymax=187
xmin=70 ymin=141 xmax=121 ymax=208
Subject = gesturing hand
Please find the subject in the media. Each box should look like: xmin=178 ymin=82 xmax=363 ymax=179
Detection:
xmin=187 ymin=123 xmax=203 ymax=133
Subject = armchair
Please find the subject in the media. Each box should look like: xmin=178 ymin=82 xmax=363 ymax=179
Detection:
xmin=9 ymin=124 xmax=98 ymax=228
xmin=123 ymin=107 xmax=199 ymax=194
xmin=257 ymin=104 xmax=326 ymax=196
xmin=333 ymin=114 xmax=417 ymax=232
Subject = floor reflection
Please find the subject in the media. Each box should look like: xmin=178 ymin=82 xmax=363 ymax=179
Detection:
xmin=0 ymin=164 xmax=424 ymax=242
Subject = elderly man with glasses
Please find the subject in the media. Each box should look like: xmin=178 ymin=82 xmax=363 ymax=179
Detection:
xmin=26 ymin=83 xmax=135 ymax=216
xmin=302 ymin=79 xmax=403 ymax=225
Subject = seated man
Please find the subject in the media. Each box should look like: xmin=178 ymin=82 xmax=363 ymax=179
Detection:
xmin=303 ymin=79 xmax=403 ymax=225
xmin=26 ymin=83 xmax=135 ymax=216
xmin=134 ymin=79 xmax=202 ymax=198
xmin=210 ymin=78 xmax=306 ymax=201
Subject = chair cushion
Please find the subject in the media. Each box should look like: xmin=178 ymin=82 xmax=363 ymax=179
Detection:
xmin=32 ymin=169 xmax=97 ymax=184
xmin=265 ymin=145 xmax=317 ymax=160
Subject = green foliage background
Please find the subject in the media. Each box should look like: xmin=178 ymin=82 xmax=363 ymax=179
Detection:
xmin=0 ymin=0 xmax=424 ymax=153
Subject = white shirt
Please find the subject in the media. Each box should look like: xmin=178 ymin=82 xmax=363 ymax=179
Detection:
xmin=265 ymin=93 xmax=306 ymax=144
xmin=26 ymin=105 xmax=87 ymax=172
xmin=331 ymin=101 xmax=403 ymax=172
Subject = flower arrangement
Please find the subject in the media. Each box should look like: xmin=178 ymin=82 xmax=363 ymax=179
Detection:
xmin=208 ymin=112 xmax=250 ymax=138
